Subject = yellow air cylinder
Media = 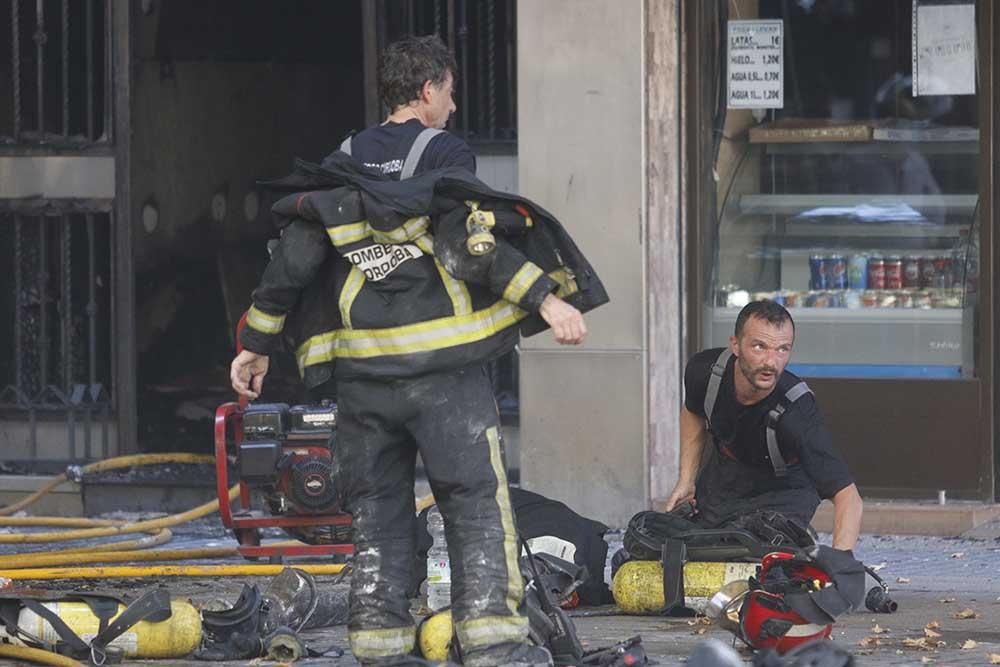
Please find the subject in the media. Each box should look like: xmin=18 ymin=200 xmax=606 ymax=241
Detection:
xmin=612 ymin=560 xmax=759 ymax=614
xmin=0 ymin=599 xmax=202 ymax=659
xmin=418 ymin=609 xmax=453 ymax=662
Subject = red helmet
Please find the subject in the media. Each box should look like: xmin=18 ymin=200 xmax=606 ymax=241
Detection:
xmin=738 ymin=552 xmax=833 ymax=653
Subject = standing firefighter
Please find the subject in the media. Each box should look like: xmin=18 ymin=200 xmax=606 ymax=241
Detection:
xmin=230 ymin=36 xmax=607 ymax=666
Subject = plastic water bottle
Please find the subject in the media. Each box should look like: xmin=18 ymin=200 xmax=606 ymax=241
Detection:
xmin=426 ymin=506 xmax=451 ymax=611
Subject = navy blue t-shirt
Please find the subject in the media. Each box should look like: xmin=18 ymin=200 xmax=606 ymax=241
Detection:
xmin=332 ymin=118 xmax=476 ymax=179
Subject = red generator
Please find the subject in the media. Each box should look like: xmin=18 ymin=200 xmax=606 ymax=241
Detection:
xmin=214 ymin=400 xmax=353 ymax=560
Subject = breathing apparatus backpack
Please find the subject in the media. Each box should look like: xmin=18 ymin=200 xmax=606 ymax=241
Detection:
xmin=0 ymin=588 xmax=196 ymax=664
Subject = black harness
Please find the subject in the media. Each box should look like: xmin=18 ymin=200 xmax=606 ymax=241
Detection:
xmin=702 ymin=349 xmax=813 ymax=478
xmin=339 ymin=126 xmax=443 ymax=180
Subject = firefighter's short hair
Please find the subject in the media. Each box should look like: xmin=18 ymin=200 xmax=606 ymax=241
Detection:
xmin=379 ymin=35 xmax=457 ymax=112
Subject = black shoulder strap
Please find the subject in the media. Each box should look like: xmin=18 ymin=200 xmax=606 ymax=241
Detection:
xmin=703 ymin=348 xmax=732 ymax=430
xmin=765 ymin=381 xmax=813 ymax=477
xmin=400 ymin=127 xmax=443 ymax=179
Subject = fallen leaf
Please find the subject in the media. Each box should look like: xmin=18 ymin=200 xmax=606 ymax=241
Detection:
xmin=896 ymin=650 xmax=904 ymax=655
xmin=951 ymin=552 xmax=966 ymax=559
xmin=939 ymin=598 xmax=956 ymax=603
xmin=858 ymin=636 xmax=883 ymax=648
xmin=921 ymin=658 xmax=935 ymax=664
xmin=990 ymin=654 xmax=1000 ymax=665
xmin=897 ymin=577 xmax=911 ymax=584
xmin=870 ymin=562 xmax=887 ymax=572
xmin=925 ymin=621 xmax=941 ymax=630
xmin=871 ymin=624 xmax=889 ymax=634
xmin=903 ymin=637 xmax=945 ymax=650
xmin=961 ymin=640 xmax=978 ymax=650
xmin=924 ymin=627 xmax=942 ymax=638
xmin=693 ymin=627 xmax=707 ymax=635
xmin=955 ymin=608 xmax=978 ymax=619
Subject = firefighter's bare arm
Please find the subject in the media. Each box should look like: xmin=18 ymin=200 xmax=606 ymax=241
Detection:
xmin=538 ymin=293 xmax=587 ymax=345
xmin=230 ymin=350 xmax=269 ymax=400
xmin=664 ymin=406 xmax=709 ymax=511
xmin=830 ymin=483 xmax=863 ymax=551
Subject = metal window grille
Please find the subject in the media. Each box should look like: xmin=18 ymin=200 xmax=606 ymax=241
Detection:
xmin=1 ymin=0 xmax=110 ymax=146
xmin=0 ymin=204 xmax=115 ymax=461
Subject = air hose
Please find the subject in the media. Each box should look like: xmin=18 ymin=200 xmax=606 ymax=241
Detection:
xmin=0 ymin=453 xmax=216 ymax=516
xmin=0 ymin=563 xmax=348 ymax=580
xmin=0 ymin=486 xmax=238 ymax=544
xmin=0 ymin=644 xmax=81 ymax=666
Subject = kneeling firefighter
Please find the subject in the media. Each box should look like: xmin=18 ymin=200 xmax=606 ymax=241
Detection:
xmin=230 ymin=148 xmax=608 ymax=666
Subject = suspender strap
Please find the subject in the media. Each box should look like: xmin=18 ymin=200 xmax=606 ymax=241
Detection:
xmin=703 ymin=348 xmax=733 ymax=428
xmin=20 ymin=599 xmax=92 ymax=656
xmin=89 ymin=589 xmax=173 ymax=665
xmin=339 ymin=135 xmax=352 ymax=156
xmin=765 ymin=381 xmax=813 ymax=478
xmin=400 ymin=127 xmax=443 ymax=179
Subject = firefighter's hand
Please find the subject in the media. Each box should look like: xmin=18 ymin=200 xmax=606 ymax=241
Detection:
xmin=663 ymin=482 xmax=696 ymax=513
xmin=539 ymin=294 xmax=587 ymax=345
xmin=230 ymin=350 xmax=269 ymax=400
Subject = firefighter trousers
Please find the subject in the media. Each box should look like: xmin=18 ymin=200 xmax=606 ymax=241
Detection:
xmin=334 ymin=364 xmax=527 ymax=664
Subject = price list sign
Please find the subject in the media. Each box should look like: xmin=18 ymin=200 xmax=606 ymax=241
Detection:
xmin=727 ymin=20 xmax=783 ymax=109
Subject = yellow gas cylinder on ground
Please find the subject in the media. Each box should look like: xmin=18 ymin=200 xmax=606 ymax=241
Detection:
xmin=0 ymin=599 xmax=201 ymax=658
xmin=612 ymin=560 xmax=758 ymax=614
xmin=418 ymin=609 xmax=453 ymax=662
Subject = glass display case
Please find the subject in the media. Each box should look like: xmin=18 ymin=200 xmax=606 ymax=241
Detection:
xmin=706 ymin=135 xmax=979 ymax=379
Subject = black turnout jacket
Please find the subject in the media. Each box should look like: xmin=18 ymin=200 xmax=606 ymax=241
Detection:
xmin=240 ymin=153 xmax=609 ymax=386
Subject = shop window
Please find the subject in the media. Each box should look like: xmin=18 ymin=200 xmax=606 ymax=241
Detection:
xmin=706 ymin=0 xmax=980 ymax=379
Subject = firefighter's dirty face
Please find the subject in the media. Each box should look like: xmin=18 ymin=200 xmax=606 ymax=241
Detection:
xmin=731 ymin=316 xmax=794 ymax=395
xmin=423 ymin=70 xmax=457 ymax=129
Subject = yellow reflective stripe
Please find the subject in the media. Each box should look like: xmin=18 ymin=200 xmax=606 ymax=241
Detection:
xmin=292 ymin=267 xmax=581 ymax=372
xmin=338 ymin=266 xmax=366 ymax=328
xmin=413 ymin=235 xmax=435 ymax=255
xmin=348 ymin=626 xmax=415 ymax=659
xmin=503 ymin=263 xmax=545 ymax=305
xmin=487 ymin=426 xmax=524 ymax=616
xmin=455 ymin=614 xmax=529 ymax=651
xmin=549 ymin=267 xmax=579 ymax=298
xmin=327 ymin=221 xmax=371 ymax=247
xmin=371 ymin=216 xmax=430 ymax=245
xmin=329 ymin=217 xmax=430 ymax=248
xmin=435 ymin=259 xmax=473 ymax=316
xmin=295 ymin=299 xmax=528 ymax=369
xmin=245 ymin=305 xmax=285 ymax=335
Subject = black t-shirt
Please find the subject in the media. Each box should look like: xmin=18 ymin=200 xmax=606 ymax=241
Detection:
xmin=683 ymin=348 xmax=854 ymax=526
xmin=332 ymin=118 xmax=476 ymax=179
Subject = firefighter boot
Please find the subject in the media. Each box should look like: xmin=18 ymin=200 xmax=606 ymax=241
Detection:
xmin=462 ymin=642 xmax=553 ymax=667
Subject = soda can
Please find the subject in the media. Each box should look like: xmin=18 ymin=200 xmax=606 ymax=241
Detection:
xmin=885 ymin=256 xmax=903 ymax=290
xmin=868 ymin=257 xmax=885 ymax=289
xmin=933 ymin=256 xmax=952 ymax=289
xmin=920 ymin=256 xmax=936 ymax=288
xmin=903 ymin=256 xmax=921 ymax=288
xmin=826 ymin=255 xmax=847 ymax=289
xmin=847 ymin=255 xmax=868 ymax=290
xmin=809 ymin=254 xmax=826 ymax=290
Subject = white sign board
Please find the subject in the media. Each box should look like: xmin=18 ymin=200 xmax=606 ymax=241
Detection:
xmin=727 ymin=20 xmax=783 ymax=109
xmin=913 ymin=3 xmax=976 ymax=96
